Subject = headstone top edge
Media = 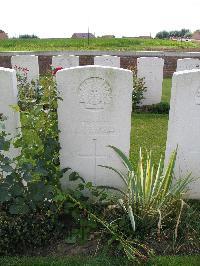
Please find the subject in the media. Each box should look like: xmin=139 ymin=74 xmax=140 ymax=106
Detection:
xmin=137 ymin=57 xmax=164 ymax=60
xmin=174 ymin=69 xmax=200 ymax=76
xmin=95 ymin=55 xmax=119 ymax=58
xmin=52 ymin=55 xmax=79 ymax=58
xmin=11 ymin=55 xmax=38 ymax=58
xmin=56 ymin=65 xmax=132 ymax=74
xmin=177 ymin=58 xmax=200 ymax=61
xmin=0 ymin=67 xmax=16 ymax=74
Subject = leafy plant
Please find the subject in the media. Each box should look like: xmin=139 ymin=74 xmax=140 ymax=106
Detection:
xmin=0 ymin=73 xmax=62 ymax=215
xmin=54 ymin=189 xmax=151 ymax=263
xmin=129 ymin=66 xmax=147 ymax=110
xmin=0 ymin=206 xmax=64 ymax=255
xmin=136 ymin=102 xmax=170 ymax=114
xmin=99 ymin=146 xmax=193 ymax=233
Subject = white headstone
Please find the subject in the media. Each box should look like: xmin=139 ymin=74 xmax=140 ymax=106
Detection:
xmin=137 ymin=57 xmax=164 ymax=105
xmin=11 ymin=55 xmax=39 ymax=82
xmin=94 ymin=55 xmax=120 ymax=68
xmin=0 ymin=67 xmax=20 ymax=158
xmin=176 ymin=58 xmax=200 ymax=72
xmin=165 ymin=69 xmax=200 ymax=199
xmin=52 ymin=55 xmax=79 ymax=68
xmin=56 ymin=66 xmax=132 ymax=189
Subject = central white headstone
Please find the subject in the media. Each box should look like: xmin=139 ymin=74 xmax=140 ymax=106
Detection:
xmin=165 ymin=69 xmax=200 ymax=199
xmin=176 ymin=58 xmax=200 ymax=72
xmin=137 ymin=57 xmax=164 ymax=105
xmin=0 ymin=67 xmax=20 ymax=158
xmin=57 ymin=66 xmax=132 ymax=189
xmin=52 ymin=55 xmax=79 ymax=68
xmin=11 ymin=55 xmax=39 ymax=82
xmin=94 ymin=55 xmax=120 ymax=68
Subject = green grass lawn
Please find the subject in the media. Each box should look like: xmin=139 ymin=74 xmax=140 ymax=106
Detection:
xmin=130 ymin=78 xmax=171 ymax=166
xmin=1 ymin=255 xmax=200 ymax=266
xmin=162 ymin=78 xmax=172 ymax=103
xmin=0 ymin=38 xmax=199 ymax=51
xmin=130 ymin=113 xmax=168 ymax=166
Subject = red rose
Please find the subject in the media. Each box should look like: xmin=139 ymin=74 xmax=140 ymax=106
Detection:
xmin=52 ymin=66 xmax=63 ymax=75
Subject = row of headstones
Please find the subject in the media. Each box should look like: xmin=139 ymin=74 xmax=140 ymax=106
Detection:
xmin=0 ymin=65 xmax=132 ymax=192
xmin=11 ymin=55 xmax=164 ymax=105
xmin=1 ymin=60 xmax=200 ymax=198
xmin=11 ymin=55 xmax=200 ymax=106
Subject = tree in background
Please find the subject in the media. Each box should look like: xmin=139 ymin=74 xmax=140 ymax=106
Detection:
xmin=19 ymin=34 xmax=39 ymax=39
xmin=155 ymin=30 xmax=170 ymax=39
xmin=156 ymin=29 xmax=192 ymax=39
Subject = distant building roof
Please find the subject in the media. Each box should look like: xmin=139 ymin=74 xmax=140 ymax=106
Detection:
xmin=101 ymin=35 xmax=115 ymax=38
xmin=122 ymin=36 xmax=152 ymax=39
xmin=72 ymin=33 xmax=95 ymax=38
xmin=192 ymin=30 xmax=200 ymax=40
xmin=138 ymin=36 xmax=152 ymax=39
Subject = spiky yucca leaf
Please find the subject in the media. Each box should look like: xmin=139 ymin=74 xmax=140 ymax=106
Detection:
xmin=108 ymin=145 xmax=134 ymax=172
xmin=100 ymin=146 xmax=194 ymax=220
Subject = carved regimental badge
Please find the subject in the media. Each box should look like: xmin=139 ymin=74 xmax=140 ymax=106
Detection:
xmin=79 ymin=77 xmax=112 ymax=109
xmin=103 ymin=58 xmax=116 ymax=66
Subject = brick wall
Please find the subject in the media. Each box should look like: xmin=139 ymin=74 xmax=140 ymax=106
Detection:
xmin=0 ymin=56 xmax=11 ymax=68
xmin=1 ymin=51 xmax=200 ymax=77
xmin=38 ymin=55 xmax=52 ymax=75
xmin=79 ymin=55 xmax=94 ymax=66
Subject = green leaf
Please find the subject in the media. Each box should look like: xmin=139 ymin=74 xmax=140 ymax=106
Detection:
xmin=54 ymin=192 xmax=67 ymax=202
xmin=67 ymin=170 xmax=86 ymax=183
xmin=0 ymin=189 xmax=11 ymax=202
xmin=28 ymin=182 xmax=47 ymax=202
xmin=1 ymin=164 xmax=13 ymax=172
xmin=96 ymin=185 xmax=126 ymax=196
xmin=10 ymin=183 xmax=24 ymax=196
xmin=108 ymin=145 xmax=134 ymax=172
xmin=85 ymin=182 xmax=93 ymax=189
xmin=0 ymin=138 xmax=10 ymax=151
xmin=0 ymin=183 xmax=11 ymax=202
xmin=9 ymin=202 xmax=29 ymax=215
xmin=98 ymin=164 xmax=128 ymax=185
xmin=5 ymin=174 xmax=15 ymax=185
xmin=23 ymin=172 xmax=33 ymax=182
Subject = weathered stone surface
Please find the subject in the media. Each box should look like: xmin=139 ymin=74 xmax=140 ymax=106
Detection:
xmin=52 ymin=55 xmax=79 ymax=68
xmin=11 ymin=55 xmax=39 ymax=82
xmin=176 ymin=58 xmax=200 ymax=71
xmin=137 ymin=57 xmax=164 ymax=105
xmin=56 ymin=66 xmax=132 ymax=189
xmin=0 ymin=67 xmax=20 ymax=157
xmin=165 ymin=69 xmax=200 ymax=199
xmin=94 ymin=55 xmax=120 ymax=68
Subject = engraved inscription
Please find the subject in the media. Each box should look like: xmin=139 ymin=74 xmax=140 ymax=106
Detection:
xmin=195 ymin=86 xmax=200 ymax=105
xmin=79 ymin=77 xmax=112 ymax=109
xmin=77 ymin=121 xmax=116 ymax=135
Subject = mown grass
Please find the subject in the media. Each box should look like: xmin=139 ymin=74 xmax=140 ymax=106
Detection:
xmin=148 ymin=255 xmax=200 ymax=266
xmin=1 ymin=255 xmax=200 ymax=266
xmin=0 ymin=38 xmax=199 ymax=51
xmin=130 ymin=113 xmax=168 ymax=166
xmin=162 ymin=78 xmax=172 ymax=103
xmin=130 ymin=78 xmax=171 ymax=166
